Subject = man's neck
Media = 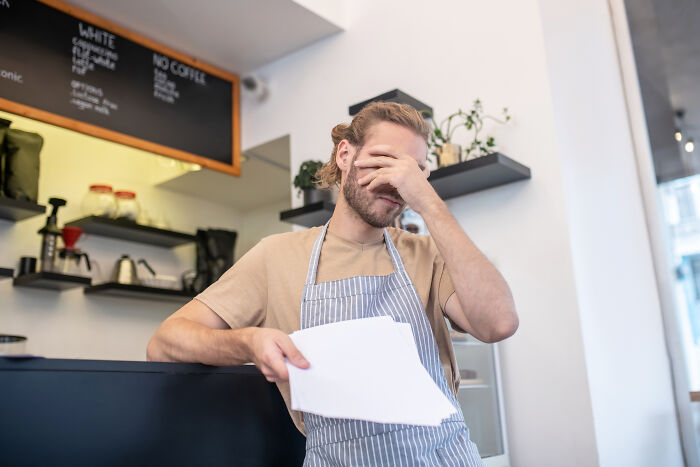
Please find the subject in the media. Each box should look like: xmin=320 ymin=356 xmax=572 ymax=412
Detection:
xmin=327 ymin=195 xmax=385 ymax=244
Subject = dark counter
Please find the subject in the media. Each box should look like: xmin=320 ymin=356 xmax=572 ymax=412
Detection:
xmin=0 ymin=358 xmax=305 ymax=466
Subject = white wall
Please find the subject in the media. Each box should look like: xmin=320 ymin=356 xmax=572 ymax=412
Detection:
xmin=241 ymin=0 xmax=602 ymax=464
xmin=537 ymin=0 xmax=683 ymax=465
xmin=236 ymin=199 xmax=292 ymax=258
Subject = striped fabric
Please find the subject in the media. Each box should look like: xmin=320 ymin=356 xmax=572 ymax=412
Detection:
xmin=300 ymin=223 xmax=483 ymax=466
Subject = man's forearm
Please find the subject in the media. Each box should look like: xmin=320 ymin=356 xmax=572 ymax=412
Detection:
xmin=420 ymin=196 xmax=518 ymax=342
xmin=147 ymin=318 xmax=255 ymax=366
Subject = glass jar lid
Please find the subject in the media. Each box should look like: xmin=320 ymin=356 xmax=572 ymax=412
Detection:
xmin=89 ymin=184 xmax=113 ymax=193
xmin=115 ymin=190 xmax=136 ymax=199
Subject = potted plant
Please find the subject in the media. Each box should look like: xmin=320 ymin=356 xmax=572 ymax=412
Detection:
xmin=293 ymin=160 xmax=330 ymax=205
xmin=424 ymin=99 xmax=511 ymax=168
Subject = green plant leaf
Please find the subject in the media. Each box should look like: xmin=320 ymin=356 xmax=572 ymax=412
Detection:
xmin=293 ymin=160 xmax=325 ymax=190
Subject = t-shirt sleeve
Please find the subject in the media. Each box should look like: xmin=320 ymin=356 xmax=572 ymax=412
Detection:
xmin=195 ymin=238 xmax=268 ymax=329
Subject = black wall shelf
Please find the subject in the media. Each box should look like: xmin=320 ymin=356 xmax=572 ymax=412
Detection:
xmin=349 ymin=89 xmax=433 ymax=117
xmin=279 ymin=201 xmax=334 ymax=229
xmin=279 ymin=153 xmax=530 ymax=228
xmin=428 ymin=152 xmax=530 ymax=199
xmin=13 ymin=271 xmax=91 ymax=291
xmin=84 ymin=282 xmax=194 ymax=302
xmin=65 ymin=216 xmax=196 ymax=248
xmin=0 ymin=197 xmax=45 ymax=221
xmin=1 ymin=268 xmax=14 ymax=279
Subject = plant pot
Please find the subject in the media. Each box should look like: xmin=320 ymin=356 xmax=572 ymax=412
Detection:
xmin=303 ymin=188 xmax=334 ymax=205
xmin=436 ymin=143 xmax=462 ymax=168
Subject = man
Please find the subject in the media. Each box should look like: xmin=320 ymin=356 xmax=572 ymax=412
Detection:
xmin=148 ymin=102 xmax=518 ymax=466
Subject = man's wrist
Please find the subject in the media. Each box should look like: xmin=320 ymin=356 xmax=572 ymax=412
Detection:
xmin=220 ymin=327 xmax=256 ymax=363
xmin=413 ymin=190 xmax=445 ymax=218
xmin=239 ymin=327 xmax=258 ymax=362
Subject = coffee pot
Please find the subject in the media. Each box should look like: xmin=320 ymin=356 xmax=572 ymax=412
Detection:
xmin=55 ymin=226 xmax=92 ymax=277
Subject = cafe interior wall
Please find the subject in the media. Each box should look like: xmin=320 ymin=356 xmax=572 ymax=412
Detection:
xmin=538 ymin=0 xmax=684 ymax=465
xmin=0 ymin=110 xmax=289 ymax=361
xmin=239 ymin=0 xmax=681 ymax=465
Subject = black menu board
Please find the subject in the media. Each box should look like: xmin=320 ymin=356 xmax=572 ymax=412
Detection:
xmin=0 ymin=0 xmax=240 ymax=175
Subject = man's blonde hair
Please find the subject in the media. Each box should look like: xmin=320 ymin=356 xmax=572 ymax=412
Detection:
xmin=316 ymin=101 xmax=430 ymax=189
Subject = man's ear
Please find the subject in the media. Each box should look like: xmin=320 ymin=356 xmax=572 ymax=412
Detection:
xmin=336 ymin=140 xmax=354 ymax=173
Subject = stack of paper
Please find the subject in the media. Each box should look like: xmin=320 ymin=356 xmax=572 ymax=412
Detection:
xmin=286 ymin=316 xmax=457 ymax=426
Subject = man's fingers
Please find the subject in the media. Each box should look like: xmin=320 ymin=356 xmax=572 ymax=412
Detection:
xmin=354 ymin=156 xmax=396 ymax=168
xmin=276 ymin=337 xmax=310 ymax=369
xmin=365 ymin=145 xmax=412 ymax=161
xmin=366 ymin=174 xmax=394 ymax=192
xmin=357 ymin=168 xmax=384 ymax=185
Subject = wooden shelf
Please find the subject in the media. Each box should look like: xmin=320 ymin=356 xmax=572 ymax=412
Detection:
xmin=428 ymin=152 xmax=530 ymax=199
xmin=1 ymin=268 xmax=14 ymax=279
xmin=279 ymin=153 xmax=530 ymax=227
xmin=279 ymin=201 xmax=334 ymax=228
xmin=0 ymin=197 xmax=45 ymax=221
xmin=84 ymin=282 xmax=194 ymax=302
xmin=65 ymin=216 xmax=196 ymax=248
xmin=349 ymin=89 xmax=433 ymax=117
xmin=13 ymin=271 xmax=91 ymax=290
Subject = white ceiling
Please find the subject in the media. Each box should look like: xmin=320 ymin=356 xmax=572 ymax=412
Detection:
xmin=64 ymin=0 xmax=344 ymax=73
xmin=157 ymin=135 xmax=291 ymax=211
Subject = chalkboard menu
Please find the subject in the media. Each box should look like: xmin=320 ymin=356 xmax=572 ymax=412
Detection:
xmin=0 ymin=0 xmax=240 ymax=175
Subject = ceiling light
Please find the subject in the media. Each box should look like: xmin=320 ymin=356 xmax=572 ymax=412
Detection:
xmin=675 ymin=129 xmax=683 ymax=142
xmin=685 ymin=138 xmax=695 ymax=153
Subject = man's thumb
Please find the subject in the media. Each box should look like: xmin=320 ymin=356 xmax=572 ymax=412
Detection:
xmin=279 ymin=337 xmax=310 ymax=369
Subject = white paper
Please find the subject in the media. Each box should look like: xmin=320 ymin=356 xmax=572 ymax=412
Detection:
xmin=286 ymin=316 xmax=457 ymax=426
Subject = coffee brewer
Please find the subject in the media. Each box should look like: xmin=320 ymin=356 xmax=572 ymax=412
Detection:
xmin=56 ymin=226 xmax=91 ymax=277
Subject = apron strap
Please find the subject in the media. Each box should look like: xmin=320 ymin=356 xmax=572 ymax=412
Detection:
xmin=382 ymin=228 xmax=412 ymax=286
xmin=304 ymin=221 xmax=330 ymax=286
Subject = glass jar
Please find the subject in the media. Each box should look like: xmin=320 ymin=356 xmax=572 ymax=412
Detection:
xmin=114 ymin=190 xmax=141 ymax=222
xmin=81 ymin=184 xmax=116 ymax=217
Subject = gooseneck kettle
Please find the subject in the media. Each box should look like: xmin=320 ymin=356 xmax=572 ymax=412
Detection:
xmin=111 ymin=255 xmax=155 ymax=285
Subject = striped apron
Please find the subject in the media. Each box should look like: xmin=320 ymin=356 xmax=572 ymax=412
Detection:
xmin=300 ymin=224 xmax=483 ymax=466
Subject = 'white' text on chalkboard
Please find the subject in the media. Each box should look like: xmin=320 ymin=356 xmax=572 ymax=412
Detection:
xmin=78 ymin=22 xmax=116 ymax=49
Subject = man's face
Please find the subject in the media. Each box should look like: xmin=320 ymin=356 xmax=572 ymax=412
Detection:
xmin=342 ymin=121 xmax=428 ymax=228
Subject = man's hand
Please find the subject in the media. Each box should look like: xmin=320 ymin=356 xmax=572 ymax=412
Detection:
xmin=246 ymin=328 xmax=310 ymax=383
xmin=354 ymin=145 xmax=441 ymax=214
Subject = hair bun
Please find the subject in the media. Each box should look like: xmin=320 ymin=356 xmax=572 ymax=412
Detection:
xmin=331 ymin=123 xmax=350 ymax=145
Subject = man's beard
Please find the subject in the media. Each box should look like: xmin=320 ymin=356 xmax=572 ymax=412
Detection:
xmin=343 ymin=161 xmax=404 ymax=228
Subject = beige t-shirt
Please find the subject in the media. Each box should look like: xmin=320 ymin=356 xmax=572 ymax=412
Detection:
xmin=196 ymin=226 xmax=462 ymax=435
